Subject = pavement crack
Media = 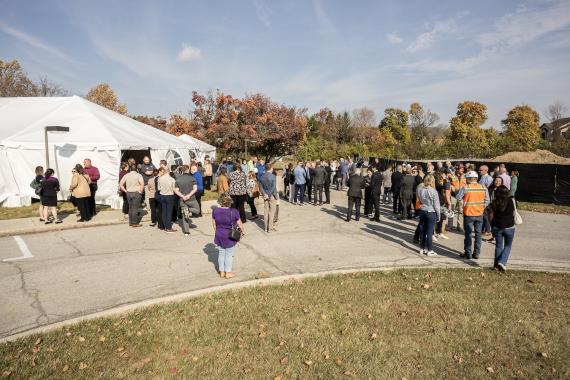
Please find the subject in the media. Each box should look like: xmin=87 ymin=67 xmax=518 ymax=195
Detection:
xmin=57 ymin=234 xmax=83 ymax=257
xmin=5 ymin=262 xmax=49 ymax=325
xmin=238 ymin=240 xmax=287 ymax=273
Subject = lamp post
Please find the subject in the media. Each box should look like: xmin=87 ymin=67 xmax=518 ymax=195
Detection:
xmin=44 ymin=126 xmax=70 ymax=168
xmin=245 ymin=139 xmax=257 ymax=158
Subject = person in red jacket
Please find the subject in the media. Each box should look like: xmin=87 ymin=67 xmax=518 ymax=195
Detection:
xmin=83 ymin=158 xmax=100 ymax=217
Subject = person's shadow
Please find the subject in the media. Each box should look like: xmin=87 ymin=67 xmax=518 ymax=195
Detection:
xmin=203 ymin=243 xmax=218 ymax=272
xmin=320 ymin=204 xmax=348 ymax=221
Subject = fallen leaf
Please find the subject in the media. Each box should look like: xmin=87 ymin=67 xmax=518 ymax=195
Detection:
xmin=192 ymin=356 xmax=199 ymax=362
xmin=422 ymin=284 xmax=432 ymax=289
xmin=425 ymin=272 xmax=432 ymax=278
xmin=366 ymin=313 xmax=372 ymax=319
xmin=2 ymin=371 xmax=12 ymax=377
xmin=34 ymin=338 xmax=42 ymax=345
xmin=170 ymin=367 xmax=177 ymax=374
xmin=320 ymin=314 xmax=327 ymax=320
xmin=79 ymin=362 xmax=88 ymax=370
xmin=406 ymin=287 xmax=412 ymax=291
xmin=370 ymin=333 xmax=378 ymax=340
xmin=136 ymin=331 xmax=142 ymax=336
xmin=99 ymin=336 xmax=106 ymax=342
xmin=344 ymin=370 xmax=354 ymax=377
xmin=467 ymin=277 xmax=473 ymax=281
xmin=303 ymin=308 xmax=309 ymax=313
xmin=62 ymin=365 xmax=69 ymax=372
xmin=280 ymin=356 xmax=289 ymax=365
xmin=31 ymin=346 xmax=39 ymax=354
xmin=486 ymin=367 xmax=494 ymax=373
xmin=539 ymin=352 xmax=548 ymax=358
xmin=78 ymin=336 xmax=85 ymax=342
xmin=258 ymin=332 xmax=267 ymax=338
xmin=304 ymin=360 xmax=313 ymax=366
xmin=279 ymin=341 xmax=285 ymax=346
xmin=65 ymin=332 xmax=72 ymax=337
xmin=480 ymin=272 xmax=486 ymax=278
xmin=323 ymin=351 xmax=331 ymax=359
xmin=243 ymin=367 xmax=252 ymax=374
xmin=336 ymin=358 xmax=343 ymax=366
xmin=180 ymin=350 xmax=188 ymax=357
xmin=274 ymin=376 xmax=282 ymax=380
xmin=475 ymin=348 xmax=482 ymax=355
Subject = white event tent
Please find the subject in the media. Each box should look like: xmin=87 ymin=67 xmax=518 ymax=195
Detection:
xmin=0 ymin=96 xmax=198 ymax=207
xmin=177 ymin=133 xmax=216 ymax=162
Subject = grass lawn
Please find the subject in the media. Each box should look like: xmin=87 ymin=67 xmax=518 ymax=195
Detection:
xmin=1 ymin=269 xmax=568 ymax=379
xmin=0 ymin=202 xmax=110 ymax=221
xmin=517 ymin=201 xmax=570 ymax=216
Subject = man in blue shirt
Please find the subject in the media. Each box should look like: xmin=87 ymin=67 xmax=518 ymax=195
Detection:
xmin=191 ymin=164 xmax=204 ymax=217
xmin=259 ymin=164 xmax=278 ymax=232
xmin=339 ymin=158 xmax=349 ymax=190
xmin=293 ymin=161 xmax=307 ymax=205
xmin=256 ymin=159 xmax=266 ymax=180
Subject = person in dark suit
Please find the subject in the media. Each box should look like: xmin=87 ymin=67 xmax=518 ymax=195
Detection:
xmin=346 ymin=169 xmax=365 ymax=222
xmin=391 ymin=165 xmax=404 ymax=215
xmin=363 ymin=168 xmax=373 ymax=216
xmin=400 ymin=167 xmax=416 ymax=220
xmin=369 ymin=166 xmax=384 ymax=221
xmin=312 ymin=161 xmax=327 ymax=206
xmin=324 ymin=161 xmax=332 ymax=204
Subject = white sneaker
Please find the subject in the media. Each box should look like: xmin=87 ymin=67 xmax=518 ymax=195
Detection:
xmin=419 ymin=248 xmax=424 ymax=255
xmin=426 ymin=251 xmax=438 ymax=257
xmin=439 ymin=234 xmax=450 ymax=240
xmin=432 ymin=235 xmax=439 ymax=242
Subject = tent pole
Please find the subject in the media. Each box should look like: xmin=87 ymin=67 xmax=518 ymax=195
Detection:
xmin=44 ymin=127 xmax=49 ymax=168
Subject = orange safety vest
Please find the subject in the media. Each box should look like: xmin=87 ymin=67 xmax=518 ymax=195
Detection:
xmin=463 ymin=183 xmax=486 ymax=216
xmin=450 ymin=174 xmax=466 ymax=194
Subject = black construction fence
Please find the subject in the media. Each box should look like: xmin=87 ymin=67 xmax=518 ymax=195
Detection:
xmin=369 ymin=157 xmax=570 ymax=206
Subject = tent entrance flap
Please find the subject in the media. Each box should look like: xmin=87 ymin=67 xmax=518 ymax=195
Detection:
xmin=121 ymin=149 xmax=151 ymax=165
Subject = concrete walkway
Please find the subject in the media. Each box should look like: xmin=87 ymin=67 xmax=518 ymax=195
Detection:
xmin=0 ymin=190 xmax=569 ymax=341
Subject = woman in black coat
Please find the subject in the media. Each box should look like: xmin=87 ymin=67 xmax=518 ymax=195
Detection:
xmin=40 ymin=168 xmax=62 ymax=224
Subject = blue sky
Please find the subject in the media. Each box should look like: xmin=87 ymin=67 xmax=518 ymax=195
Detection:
xmin=1 ymin=0 xmax=570 ymax=128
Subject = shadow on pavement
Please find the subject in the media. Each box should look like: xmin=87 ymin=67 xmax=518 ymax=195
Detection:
xmin=203 ymin=243 xmax=219 ymax=272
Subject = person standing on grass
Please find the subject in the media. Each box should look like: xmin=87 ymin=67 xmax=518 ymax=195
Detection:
xmin=191 ymin=164 xmax=204 ymax=217
xmin=259 ymin=164 xmax=279 ymax=232
xmin=69 ymin=164 xmax=92 ymax=222
xmin=83 ymin=159 xmax=100 ymax=217
xmin=40 ymin=168 xmax=62 ymax=224
xmin=217 ymin=166 xmax=229 ymax=194
xmin=293 ymin=161 xmax=306 ymax=205
xmin=146 ymin=169 xmax=159 ymax=227
xmin=174 ymin=165 xmax=200 ymax=236
xmin=245 ymin=170 xmax=260 ymax=221
xmin=212 ymin=193 xmax=245 ymax=279
xmin=158 ymin=167 xmax=177 ymax=233
xmin=119 ymin=165 xmax=144 ymax=227
xmin=31 ymin=166 xmax=46 ymax=221
xmin=346 ymin=168 xmax=365 ymax=222
xmin=228 ymin=162 xmax=248 ymax=223
xmin=312 ymin=161 xmax=326 ymax=206
xmin=417 ymin=175 xmax=441 ymax=257
xmin=455 ymin=171 xmax=490 ymax=260
xmin=489 ymin=185 xmax=516 ymax=272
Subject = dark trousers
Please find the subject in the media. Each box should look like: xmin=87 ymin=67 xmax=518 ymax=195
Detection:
xmin=294 ymin=184 xmax=305 ymax=204
xmin=324 ymin=182 xmax=331 ymax=203
xmin=196 ymin=191 xmax=203 ymax=216
xmin=364 ymin=187 xmax=372 ymax=215
xmin=231 ymin=194 xmax=247 ymax=222
xmin=314 ymin=184 xmax=324 ymax=204
xmin=76 ymin=197 xmax=91 ymax=221
xmin=306 ymin=182 xmax=313 ymax=201
xmin=393 ymin=190 xmax=402 ymax=213
xmin=88 ymin=183 xmax=98 ymax=216
xmin=347 ymin=196 xmax=362 ymax=221
xmin=155 ymin=195 xmax=164 ymax=229
xmin=149 ymin=197 xmax=157 ymax=224
xmin=160 ymin=195 xmax=175 ymax=230
xmin=400 ymin=194 xmax=413 ymax=219
xmin=121 ymin=192 xmax=129 ymax=215
xmin=371 ymin=192 xmax=381 ymax=220
xmin=127 ymin=192 xmax=142 ymax=225
xmin=204 ymin=176 xmax=212 ymax=190
xmin=246 ymin=195 xmax=258 ymax=216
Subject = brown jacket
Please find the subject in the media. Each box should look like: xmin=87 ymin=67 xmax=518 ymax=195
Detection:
xmin=70 ymin=173 xmax=91 ymax=198
xmin=147 ymin=176 xmax=157 ymax=198
xmin=217 ymin=174 xmax=229 ymax=194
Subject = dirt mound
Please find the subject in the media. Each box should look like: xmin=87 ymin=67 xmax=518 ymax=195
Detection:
xmin=491 ymin=150 xmax=570 ymax=164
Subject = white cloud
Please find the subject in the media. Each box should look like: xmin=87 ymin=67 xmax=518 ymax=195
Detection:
xmin=386 ymin=33 xmax=403 ymax=44
xmin=177 ymin=43 xmax=202 ymax=62
xmin=406 ymin=18 xmax=459 ymax=52
xmin=253 ymin=0 xmax=273 ymax=28
xmin=313 ymin=0 xmax=337 ymax=36
xmin=0 ymin=21 xmax=75 ymax=63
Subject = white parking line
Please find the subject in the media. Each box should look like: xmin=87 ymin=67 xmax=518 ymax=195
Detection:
xmin=2 ymin=236 xmax=34 ymax=262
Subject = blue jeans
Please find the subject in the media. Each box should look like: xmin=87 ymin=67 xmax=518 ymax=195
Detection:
xmin=419 ymin=210 xmax=437 ymax=251
xmin=160 ymin=195 xmax=175 ymax=230
xmin=464 ymin=215 xmax=483 ymax=257
xmin=294 ymin=184 xmax=306 ymax=204
xmin=493 ymin=226 xmax=515 ymax=267
xmin=218 ymin=246 xmax=235 ymax=272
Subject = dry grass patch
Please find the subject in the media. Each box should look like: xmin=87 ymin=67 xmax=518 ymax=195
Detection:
xmin=517 ymin=201 xmax=570 ymax=216
xmin=1 ymin=269 xmax=568 ymax=379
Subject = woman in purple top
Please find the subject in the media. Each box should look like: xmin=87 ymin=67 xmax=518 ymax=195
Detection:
xmin=211 ymin=193 xmax=245 ymax=279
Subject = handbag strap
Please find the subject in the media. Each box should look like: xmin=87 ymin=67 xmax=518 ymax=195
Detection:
xmin=512 ymin=198 xmax=517 ymax=211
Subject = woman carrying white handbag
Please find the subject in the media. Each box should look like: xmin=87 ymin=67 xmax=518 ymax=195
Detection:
xmin=488 ymin=186 xmax=520 ymax=272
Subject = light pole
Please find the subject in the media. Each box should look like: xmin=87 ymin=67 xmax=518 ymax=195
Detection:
xmin=245 ymin=139 xmax=257 ymax=158
xmin=44 ymin=126 xmax=70 ymax=168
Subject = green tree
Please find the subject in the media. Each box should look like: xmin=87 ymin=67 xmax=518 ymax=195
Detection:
xmin=447 ymin=101 xmax=489 ymax=157
xmin=84 ymin=83 xmax=128 ymax=114
xmin=380 ymin=107 xmax=409 ymax=145
xmin=502 ymin=105 xmax=540 ymax=152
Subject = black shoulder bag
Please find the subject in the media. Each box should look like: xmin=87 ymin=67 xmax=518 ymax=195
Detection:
xmin=228 ymin=209 xmax=242 ymax=242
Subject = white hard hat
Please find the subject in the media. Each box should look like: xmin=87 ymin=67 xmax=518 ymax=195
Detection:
xmin=465 ymin=171 xmax=478 ymax=178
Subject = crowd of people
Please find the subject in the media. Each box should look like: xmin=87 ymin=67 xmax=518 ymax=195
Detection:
xmin=30 ymin=154 xmax=520 ymax=277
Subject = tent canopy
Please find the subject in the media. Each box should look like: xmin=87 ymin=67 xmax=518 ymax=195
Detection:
xmin=177 ymin=133 xmax=216 ymax=161
xmin=0 ymin=96 xmax=194 ymax=206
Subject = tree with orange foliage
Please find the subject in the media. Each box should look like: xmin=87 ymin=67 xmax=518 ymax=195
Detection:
xmin=84 ymin=83 xmax=128 ymax=115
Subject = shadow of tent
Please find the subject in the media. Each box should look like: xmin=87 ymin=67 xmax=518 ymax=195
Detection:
xmin=203 ymin=243 xmax=219 ymax=272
